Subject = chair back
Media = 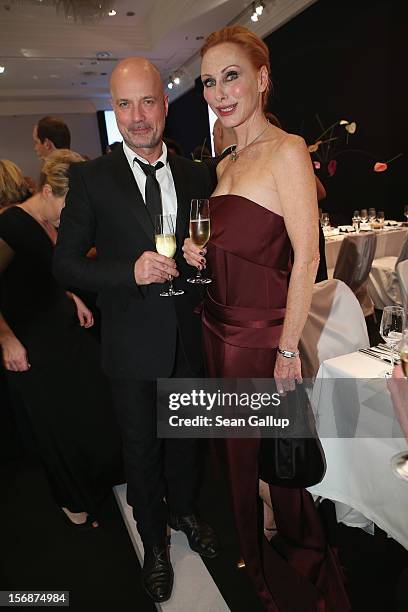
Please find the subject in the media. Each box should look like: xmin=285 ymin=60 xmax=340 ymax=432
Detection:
xmin=333 ymin=232 xmax=377 ymax=292
xmin=396 ymin=259 xmax=408 ymax=311
xmin=396 ymin=233 xmax=408 ymax=267
xmin=300 ymin=279 xmax=369 ymax=379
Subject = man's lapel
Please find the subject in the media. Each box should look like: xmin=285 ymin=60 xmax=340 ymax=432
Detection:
xmin=168 ymin=153 xmax=190 ymax=249
xmin=109 ymin=146 xmax=155 ymax=245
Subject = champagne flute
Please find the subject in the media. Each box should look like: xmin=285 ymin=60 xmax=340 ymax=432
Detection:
xmin=399 ymin=328 xmax=408 ymax=377
xmin=187 ymin=199 xmax=212 ymax=284
xmin=360 ymin=209 xmax=368 ymax=224
xmin=155 ymin=214 xmax=184 ymax=297
xmin=377 ymin=211 xmax=385 ymax=228
xmin=404 ymin=205 xmax=408 ymax=222
xmin=380 ymin=306 xmax=405 ymax=376
xmin=390 ymin=329 xmax=408 ymax=481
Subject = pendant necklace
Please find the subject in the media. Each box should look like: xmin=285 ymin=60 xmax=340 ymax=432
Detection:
xmin=230 ymin=123 xmax=269 ymax=162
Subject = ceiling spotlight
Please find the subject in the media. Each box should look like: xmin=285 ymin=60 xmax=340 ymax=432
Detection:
xmin=173 ymin=76 xmax=180 ymax=85
xmin=108 ymin=9 xmax=116 ymax=16
xmin=251 ymin=1 xmax=264 ymax=21
xmin=0 ymin=66 xmax=5 ymax=74
xmin=167 ymin=81 xmax=174 ymax=90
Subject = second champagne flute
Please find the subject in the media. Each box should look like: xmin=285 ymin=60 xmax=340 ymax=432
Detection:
xmin=380 ymin=305 xmax=405 ymax=377
xmin=155 ymin=214 xmax=184 ymax=297
xmin=187 ymin=198 xmax=212 ymax=284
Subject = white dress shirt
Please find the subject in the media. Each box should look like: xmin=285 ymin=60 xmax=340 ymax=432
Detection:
xmin=122 ymin=140 xmax=178 ymax=218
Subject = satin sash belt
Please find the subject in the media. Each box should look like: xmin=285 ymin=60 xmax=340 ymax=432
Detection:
xmin=203 ymin=293 xmax=285 ymax=349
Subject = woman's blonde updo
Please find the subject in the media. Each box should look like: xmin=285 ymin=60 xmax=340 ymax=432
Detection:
xmin=201 ymin=25 xmax=271 ymax=109
xmin=39 ymin=149 xmax=84 ymax=198
xmin=0 ymin=160 xmax=30 ymax=208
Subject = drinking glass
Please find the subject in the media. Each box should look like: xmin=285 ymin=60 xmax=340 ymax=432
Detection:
xmin=380 ymin=306 xmax=405 ymax=376
xmin=321 ymin=213 xmax=330 ymax=228
xmin=360 ymin=209 xmax=368 ymax=223
xmin=390 ymin=330 xmax=408 ymax=481
xmin=398 ymin=329 xmax=408 ymax=377
xmin=155 ymin=214 xmax=184 ymax=297
xmin=404 ymin=205 xmax=408 ymax=222
xmin=377 ymin=211 xmax=385 ymax=227
xmin=187 ymin=199 xmax=212 ymax=284
xmin=352 ymin=210 xmax=361 ymax=232
xmin=368 ymin=208 xmax=376 ymax=222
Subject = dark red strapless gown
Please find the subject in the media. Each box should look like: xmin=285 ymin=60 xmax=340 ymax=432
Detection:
xmin=203 ymin=195 xmax=350 ymax=612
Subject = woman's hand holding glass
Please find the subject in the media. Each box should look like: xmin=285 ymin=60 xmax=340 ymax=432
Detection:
xmin=182 ymin=238 xmax=207 ymax=270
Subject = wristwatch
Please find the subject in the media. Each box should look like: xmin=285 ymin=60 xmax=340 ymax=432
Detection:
xmin=277 ymin=347 xmax=299 ymax=359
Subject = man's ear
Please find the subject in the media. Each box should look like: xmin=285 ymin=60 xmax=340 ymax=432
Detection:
xmin=44 ymin=138 xmax=56 ymax=152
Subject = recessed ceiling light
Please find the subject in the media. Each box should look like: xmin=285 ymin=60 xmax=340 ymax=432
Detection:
xmin=96 ymin=51 xmax=112 ymax=59
xmin=108 ymin=9 xmax=116 ymax=16
xmin=0 ymin=66 xmax=5 ymax=74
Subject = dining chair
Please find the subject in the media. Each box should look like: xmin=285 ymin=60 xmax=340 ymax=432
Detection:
xmin=368 ymin=233 xmax=408 ymax=309
xmin=300 ymin=279 xmax=370 ymax=379
xmin=333 ymin=232 xmax=377 ymax=316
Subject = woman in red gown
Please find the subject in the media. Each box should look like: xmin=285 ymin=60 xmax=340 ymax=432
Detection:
xmin=183 ymin=26 xmax=350 ymax=612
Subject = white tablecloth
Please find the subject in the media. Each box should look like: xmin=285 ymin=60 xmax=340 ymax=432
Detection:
xmin=325 ymin=227 xmax=408 ymax=271
xmin=307 ymin=352 xmax=408 ymax=549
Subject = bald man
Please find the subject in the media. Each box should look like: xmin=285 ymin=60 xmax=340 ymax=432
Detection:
xmin=54 ymin=57 xmax=218 ymax=603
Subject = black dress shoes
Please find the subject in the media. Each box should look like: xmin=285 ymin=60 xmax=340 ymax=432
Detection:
xmin=142 ymin=539 xmax=174 ymax=603
xmin=169 ymin=514 xmax=220 ymax=559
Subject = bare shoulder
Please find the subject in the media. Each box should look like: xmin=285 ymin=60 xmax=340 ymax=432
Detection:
xmin=274 ymin=132 xmax=309 ymax=162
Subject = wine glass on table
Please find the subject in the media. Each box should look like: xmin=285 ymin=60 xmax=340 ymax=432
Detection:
xmin=360 ymin=209 xmax=368 ymax=224
xmin=187 ymin=198 xmax=212 ymax=284
xmin=404 ymin=205 xmax=408 ymax=223
xmin=155 ymin=214 xmax=184 ymax=297
xmin=377 ymin=211 xmax=385 ymax=228
xmin=368 ymin=208 xmax=376 ymax=224
xmin=390 ymin=329 xmax=408 ymax=481
xmin=380 ymin=305 xmax=405 ymax=377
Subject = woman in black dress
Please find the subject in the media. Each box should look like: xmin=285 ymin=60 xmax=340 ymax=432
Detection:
xmin=0 ymin=151 xmax=122 ymax=528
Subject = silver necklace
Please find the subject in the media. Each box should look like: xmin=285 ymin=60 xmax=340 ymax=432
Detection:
xmin=230 ymin=123 xmax=269 ymax=162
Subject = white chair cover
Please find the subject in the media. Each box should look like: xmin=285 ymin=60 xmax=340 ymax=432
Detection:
xmin=396 ymin=259 xmax=408 ymax=311
xmin=300 ymin=279 xmax=370 ymax=379
xmin=368 ymin=233 xmax=408 ymax=310
xmin=333 ymin=232 xmax=377 ymax=316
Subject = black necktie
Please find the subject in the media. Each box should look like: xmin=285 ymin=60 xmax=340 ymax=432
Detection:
xmin=133 ymin=158 xmax=164 ymax=222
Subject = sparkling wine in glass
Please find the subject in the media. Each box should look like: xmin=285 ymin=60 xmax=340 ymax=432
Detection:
xmin=377 ymin=210 xmax=385 ymax=228
xmin=399 ymin=329 xmax=408 ymax=378
xmin=155 ymin=214 xmax=184 ymax=297
xmin=380 ymin=306 xmax=405 ymax=376
xmin=187 ymin=199 xmax=212 ymax=284
xmin=390 ymin=329 xmax=408 ymax=481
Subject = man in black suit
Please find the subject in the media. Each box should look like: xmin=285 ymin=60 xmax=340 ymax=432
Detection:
xmin=53 ymin=57 xmax=218 ymax=603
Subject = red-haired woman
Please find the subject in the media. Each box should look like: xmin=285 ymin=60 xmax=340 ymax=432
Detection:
xmin=183 ymin=26 xmax=349 ymax=611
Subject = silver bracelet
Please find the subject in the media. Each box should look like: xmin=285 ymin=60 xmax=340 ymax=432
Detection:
xmin=277 ymin=347 xmax=299 ymax=359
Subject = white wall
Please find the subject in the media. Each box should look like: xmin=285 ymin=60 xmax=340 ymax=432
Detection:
xmin=0 ymin=113 xmax=102 ymax=179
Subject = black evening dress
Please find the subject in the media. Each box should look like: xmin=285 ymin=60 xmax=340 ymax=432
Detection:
xmin=0 ymin=206 xmax=122 ymax=515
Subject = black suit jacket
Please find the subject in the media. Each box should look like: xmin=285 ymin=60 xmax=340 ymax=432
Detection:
xmin=53 ymin=146 xmax=213 ymax=379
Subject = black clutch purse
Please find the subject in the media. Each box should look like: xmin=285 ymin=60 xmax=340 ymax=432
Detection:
xmin=258 ymin=383 xmax=326 ymax=488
